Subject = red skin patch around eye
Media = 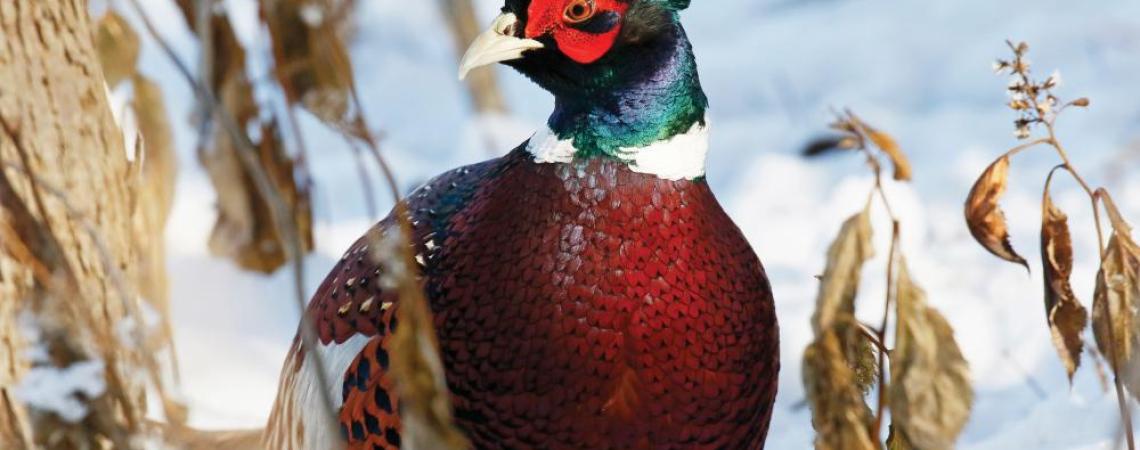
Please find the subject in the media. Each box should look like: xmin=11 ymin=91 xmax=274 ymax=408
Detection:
xmin=526 ymin=0 xmax=630 ymax=64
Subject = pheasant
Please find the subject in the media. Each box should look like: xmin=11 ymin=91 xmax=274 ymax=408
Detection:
xmin=264 ymin=0 xmax=779 ymax=448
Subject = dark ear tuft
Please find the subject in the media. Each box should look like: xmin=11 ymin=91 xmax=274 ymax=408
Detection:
xmin=664 ymin=0 xmax=691 ymax=9
xmin=619 ymin=1 xmax=674 ymax=45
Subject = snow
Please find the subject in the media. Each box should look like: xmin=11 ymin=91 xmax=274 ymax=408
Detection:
xmin=14 ymin=313 xmax=108 ymax=424
xmin=118 ymin=0 xmax=1140 ymax=447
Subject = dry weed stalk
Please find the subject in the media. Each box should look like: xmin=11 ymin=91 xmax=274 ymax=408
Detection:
xmin=965 ymin=40 xmax=1138 ymax=449
xmin=802 ymin=111 xmax=973 ymax=449
xmin=125 ymin=0 xmax=338 ymax=446
xmin=0 ymin=3 xmax=181 ymax=442
xmin=1 ymin=122 xmax=167 ymax=448
xmin=128 ymin=0 xmax=467 ymax=447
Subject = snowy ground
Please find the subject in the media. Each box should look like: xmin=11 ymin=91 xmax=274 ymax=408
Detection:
xmin=124 ymin=0 xmax=1140 ymax=447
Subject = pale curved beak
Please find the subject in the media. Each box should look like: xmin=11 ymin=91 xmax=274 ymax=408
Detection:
xmin=458 ymin=13 xmax=544 ymax=81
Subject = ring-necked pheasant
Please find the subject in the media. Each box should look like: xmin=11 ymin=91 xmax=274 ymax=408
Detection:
xmin=264 ymin=0 xmax=779 ymax=448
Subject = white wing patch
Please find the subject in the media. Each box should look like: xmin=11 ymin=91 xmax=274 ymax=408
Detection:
xmin=265 ymin=334 xmax=371 ymax=450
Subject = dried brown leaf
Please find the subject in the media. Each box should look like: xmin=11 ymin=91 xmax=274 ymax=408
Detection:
xmin=199 ymin=15 xmax=314 ymax=273
xmin=1041 ymin=173 xmax=1087 ymax=382
xmin=802 ymin=327 xmax=877 ymax=450
xmin=260 ymin=0 xmax=358 ymax=129
xmin=95 ymin=12 xmax=141 ymax=87
xmin=965 ymin=155 xmax=1028 ymax=269
xmin=1101 ymin=190 xmax=1134 ymax=236
xmin=890 ymin=259 xmax=973 ymax=450
xmin=812 ymin=210 xmax=874 ymax=334
xmin=885 ymin=424 xmax=914 ymax=450
xmin=810 ymin=210 xmax=878 ymax=392
xmin=206 ymin=118 xmax=315 ymax=273
xmin=869 ymin=130 xmax=912 ymax=181
xmin=1092 ymin=234 xmax=1140 ymax=393
xmin=1091 ymin=194 xmax=1140 ymax=396
xmin=844 ymin=113 xmax=912 ymax=181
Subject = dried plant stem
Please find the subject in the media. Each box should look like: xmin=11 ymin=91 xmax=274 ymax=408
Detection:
xmin=858 ymin=146 xmax=898 ymax=220
xmin=124 ymin=1 xmax=342 ymax=446
xmin=1003 ymin=138 xmax=1052 ymax=159
xmin=855 ymin=141 xmax=904 ymax=442
xmin=1038 ymin=100 xmax=1134 ymax=449
xmin=870 ymin=220 xmax=900 ymax=442
xmin=1027 ymin=85 xmax=1133 ymax=446
xmin=1084 ymin=338 xmax=1112 ymax=392
xmin=996 ymin=348 xmax=1048 ymax=400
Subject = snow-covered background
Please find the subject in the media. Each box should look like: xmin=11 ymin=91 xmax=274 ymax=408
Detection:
xmin=120 ymin=0 xmax=1140 ymax=447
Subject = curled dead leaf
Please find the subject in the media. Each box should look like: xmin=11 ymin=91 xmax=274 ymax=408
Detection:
xmin=857 ymin=121 xmax=912 ymax=182
xmin=871 ymin=132 xmax=912 ymax=181
xmin=842 ymin=112 xmax=912 ymax=181
xmin=965 ymin=155 xmax=1028 ymax=269
xmin=802 ymin=327 xmax=877 ymax=450
xmin=1041 ymin=169 xmax=1087 ymax=382
xmin=827 ymin=111 xmax=913 ymax=181
xmin=890 ymin=259 xmax=973 ymax=450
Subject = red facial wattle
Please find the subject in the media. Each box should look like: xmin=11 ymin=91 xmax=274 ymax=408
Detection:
xmin=525 ymin=0 xmax=630 ymax=64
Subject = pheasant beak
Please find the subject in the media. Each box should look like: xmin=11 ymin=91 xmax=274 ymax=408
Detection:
xmin=458 ymin=13 xmax=544 ymax=81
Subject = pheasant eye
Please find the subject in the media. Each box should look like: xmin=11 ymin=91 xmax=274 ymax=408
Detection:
xmin=563 ymin=0 xmax=595 ymax=24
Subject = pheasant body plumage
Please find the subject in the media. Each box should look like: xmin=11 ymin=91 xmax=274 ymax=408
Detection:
xmin=266 ymin=0 xmax=779 ymax=448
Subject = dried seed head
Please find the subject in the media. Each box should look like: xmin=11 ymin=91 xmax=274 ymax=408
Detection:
xmin=1013 ymin=119 xmax=1034 ymax=139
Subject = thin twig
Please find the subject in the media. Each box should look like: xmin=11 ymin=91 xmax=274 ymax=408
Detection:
xmin=1003 ymin=137 xmax=1052 ymax=159
xmin=870 ymin=220 xmax=900 ymax=441
xmin=856 ymin=322 xmax=890 ymax=355
xmin=997 ymin=348 xmax=1049 ymax=400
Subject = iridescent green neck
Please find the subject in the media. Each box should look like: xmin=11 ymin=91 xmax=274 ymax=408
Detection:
xmin=547 ymin=24 xmax=707 ymax=158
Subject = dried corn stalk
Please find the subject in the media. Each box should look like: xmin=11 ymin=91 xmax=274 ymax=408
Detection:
xmin=0 ymin=1 xmax=167 ymax=447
